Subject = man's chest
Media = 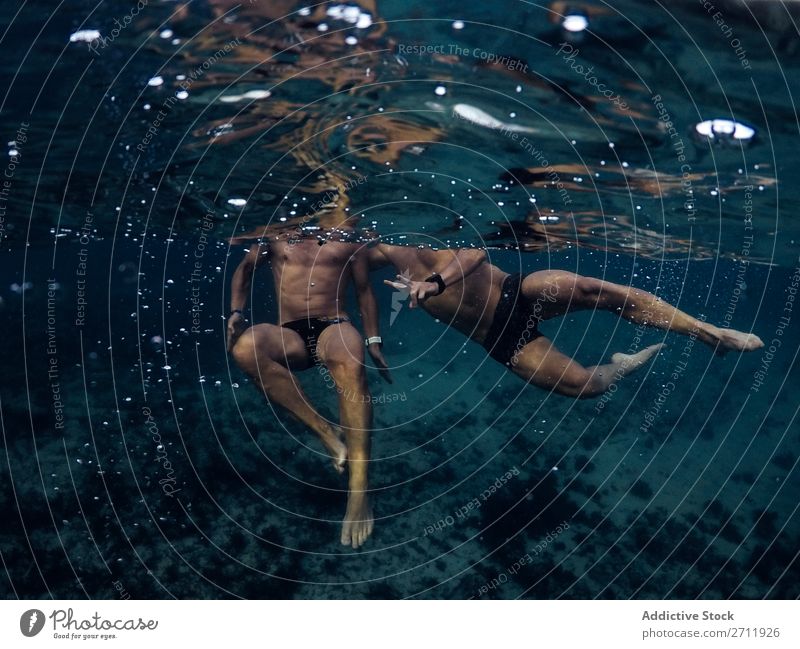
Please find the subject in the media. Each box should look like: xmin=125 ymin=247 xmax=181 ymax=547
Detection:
xmin=273 ymin=240 xmax=354 ymax=268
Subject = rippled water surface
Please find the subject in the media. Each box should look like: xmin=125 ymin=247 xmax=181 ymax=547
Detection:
xmin=1 ymin=0 xmax=798 ymax=599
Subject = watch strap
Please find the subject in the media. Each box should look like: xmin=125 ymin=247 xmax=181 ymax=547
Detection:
xmin=425 ymin=273 xmax=446 ymax=296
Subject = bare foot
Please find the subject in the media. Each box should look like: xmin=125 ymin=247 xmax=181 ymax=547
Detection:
xmin=611 ymin=343 xmax=666 ymax=375
xmin=319 ymin=426 xmax=347 ymax=474
xmin=340 ymin=493 xmax=373 ymax=549
xmin=706 ymin=325 xmax=764 ymax=355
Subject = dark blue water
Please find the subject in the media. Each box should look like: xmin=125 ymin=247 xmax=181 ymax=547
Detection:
xmin=1 ymin=0 xmax=798 ymax=599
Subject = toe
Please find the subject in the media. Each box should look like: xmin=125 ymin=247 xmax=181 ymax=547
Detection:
xmin=354 ymin=525 xmax=365 ymax=549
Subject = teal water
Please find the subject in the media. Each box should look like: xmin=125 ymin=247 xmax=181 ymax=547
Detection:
xmin=0 ymin=0 xmax=798 ymax=598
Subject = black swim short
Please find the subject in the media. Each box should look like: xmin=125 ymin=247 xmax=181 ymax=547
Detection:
xmin=482 ymin=273 xmax=543 ymax=367
xmin=282 ymin=316 xmax=350 ymax=364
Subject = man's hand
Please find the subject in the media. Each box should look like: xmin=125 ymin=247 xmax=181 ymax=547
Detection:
xmin=383 ymin=274 xmax=439 ymax=308
xmin=226 ymin=312 xmax=247 ymax=352
xmin=367 ymin=343 xmax=392 ymax=383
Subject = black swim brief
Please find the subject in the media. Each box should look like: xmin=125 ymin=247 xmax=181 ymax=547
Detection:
xmin=282 ymin=316 xmax=350 ymax=364
xmin=482 ymin=273 xmax=543 ymax=367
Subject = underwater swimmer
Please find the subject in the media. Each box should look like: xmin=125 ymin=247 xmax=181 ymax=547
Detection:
xmin=370 ymin=244 xmax=764 ymax=397
xmin=227 ymin=226 xmax=391 ymax=548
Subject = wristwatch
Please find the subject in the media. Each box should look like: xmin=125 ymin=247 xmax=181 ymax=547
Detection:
xmin=425 ymin=273 xmax=446 ymax=296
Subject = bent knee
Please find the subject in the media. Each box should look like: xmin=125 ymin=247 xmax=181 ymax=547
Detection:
xmin=325 ymin=355 xmax=367 ymax=384
xmin=231 ymin=331 xmax=275 ymax=372
xmin=231 ymin=334 xmax=255 ymax=367
xmin=326 ymin=354 xmax=365 ymax=374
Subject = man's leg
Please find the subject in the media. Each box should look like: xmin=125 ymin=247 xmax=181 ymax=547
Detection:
xmin=231 ymin=324 xmax=347 ymax=473
xmin=510 ymin=336 xmax=664 ymax=398
xmin=521 ymin=271 xmax=763 ymax=353
xmin=316 ymin=322 xmax=374 ymax=549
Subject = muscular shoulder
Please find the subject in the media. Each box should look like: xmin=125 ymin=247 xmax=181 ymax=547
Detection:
xmin=418 ymin=246 xmax=456 ymax=269
xmin=244 ymin=239 xmax=271 ymax=266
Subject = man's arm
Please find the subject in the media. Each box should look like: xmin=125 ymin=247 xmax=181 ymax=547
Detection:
xmin=351 ymin=248 xmax=392 ymax=383
xmin=387 ymin=248 xmax=488 ymax=308
xmin=227 ymin=242 xmax=269 ymax=351
xmin=433 ymin=247 xmax=488 ymax=289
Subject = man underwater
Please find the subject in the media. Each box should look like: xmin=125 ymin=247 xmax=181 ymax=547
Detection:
xmin=371 ymin=243 xmax=763 ymax=396
xmin=228 ymin=225 xmax=390 ymax=548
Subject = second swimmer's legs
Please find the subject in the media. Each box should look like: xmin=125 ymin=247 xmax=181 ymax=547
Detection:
xmin=521 ymin=271 xmax=763 ymax=353
xmin=509 ymin=336 xmax=664 ymax=398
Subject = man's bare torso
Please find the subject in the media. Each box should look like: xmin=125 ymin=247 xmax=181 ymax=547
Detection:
xmin=269 ymin=238 xmax=357 ymax=324
xmin=378 ymin=245 xmax=508 ymax=343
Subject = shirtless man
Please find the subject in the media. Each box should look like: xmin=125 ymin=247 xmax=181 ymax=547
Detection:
xmin=370 ymin=243 xmax=764 ymax=397
xmin=227 ymin=227 xmax=390 ymax=548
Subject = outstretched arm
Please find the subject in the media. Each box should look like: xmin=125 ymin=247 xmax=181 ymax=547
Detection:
xmin=436 ymin=247 xmax=488 ymax=288
xmin=385 ymin=247 xmax=488 ymax=308
xmin=352 ymin=248 xmax=392 ymax=383
xmin=227 ymin=242 xmax=269 ymax=351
